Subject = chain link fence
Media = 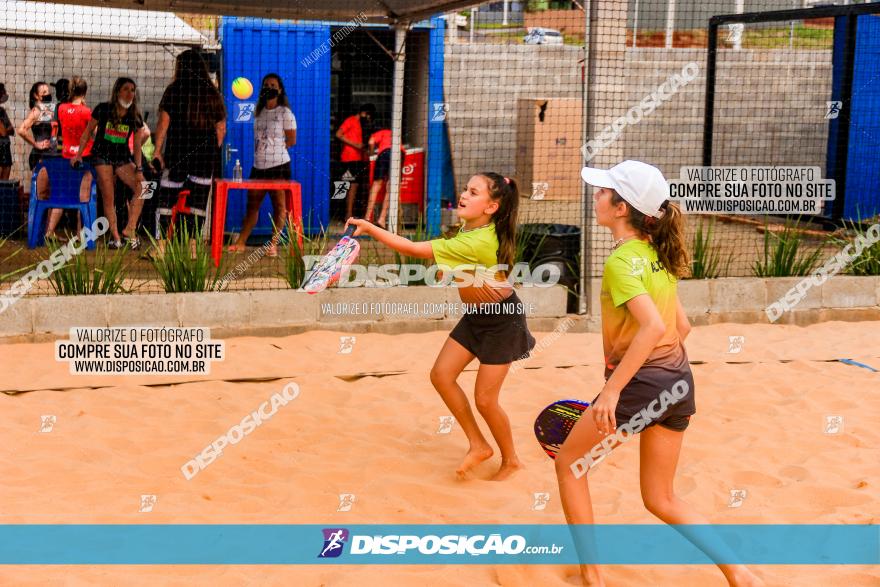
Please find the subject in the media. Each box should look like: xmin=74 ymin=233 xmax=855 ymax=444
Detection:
xmin=1 ymin=0 xmax=877 ymax=311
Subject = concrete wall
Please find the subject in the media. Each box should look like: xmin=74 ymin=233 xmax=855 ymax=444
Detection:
xmin=620 ymin=48 xmax=833 ymax=180
xmin=0 ymin=284 xmax=570 ymax=342
xmin=3 ymin=276 xmax=879 ymax=342
xmin=444 ymin=43 xmax=583 ymax=198
xmin=443 ymin=45 xmax=833 ymax=200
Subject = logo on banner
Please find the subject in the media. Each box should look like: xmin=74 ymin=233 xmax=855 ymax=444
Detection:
xmin=531 ymin=492 xmax=551 ymax=511
xmin=727 ymin=335 xmax=745 ymax=354
xmin=337 ymin=493 xmax=356 ymax=512
xmin=431 ymin=102 xmax=448 ymax=122
xmin=332 ymin=181 xmax=351 ymax=200
xmin=139 ymin=494 xmax=158 ymax=513
xmin=726 ymin=23 xmax=744 ymax=44
xmin=530 ymin=182 xmax=548 ymax=200
xmin=318 ymin=528 xmax=349 ymax=558
xmin=236 ymin=102 xmax=256 ymax=123
xmin=140 ymin=180 xmax=157 ymax=200
xmin=40 ymin=415 xmax=57 ymax=433
xmin=825 ymin=101 xmax=842 ymax=120
xmin=402 ymin=163 xmax=415 ymax=175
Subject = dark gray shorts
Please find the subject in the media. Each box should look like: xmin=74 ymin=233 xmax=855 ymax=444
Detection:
xmin=595 ymin=362 xmax=696 ymax=432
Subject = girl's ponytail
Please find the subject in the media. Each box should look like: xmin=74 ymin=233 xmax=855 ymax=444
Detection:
xmin=651 ymin=201 xmax=689 ymax=278
xmin=479 ymin=172 xmax=519 ymax=274
xmin=611 ymin=193 xmax=689 ymax=278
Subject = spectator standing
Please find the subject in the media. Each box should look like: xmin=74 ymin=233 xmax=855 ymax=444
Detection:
xmin=151 ymin=49 xmax=226 ymax=249
xmin=72 ymin=77 xmax=148 ymax=248
xmin=227 ymin=73 xmax=295 ymax=257
xmin=17 ymin=81 xmax=55 ymax=209
xmin=335 ymin=103 xmax=374 ymax=220
xmin=364 ymin=126 xmax=404 ymax=229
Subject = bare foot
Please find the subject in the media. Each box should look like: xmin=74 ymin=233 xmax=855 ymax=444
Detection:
xmin=266 ymin=243 xmax=278 ymax=257
xmin=455 ymin=444 xmax=493 ymax=479
xmin=227 ymin=243 xmax=246 ymax=253
xmin=491 ymin=459 xmax=524 ymax=481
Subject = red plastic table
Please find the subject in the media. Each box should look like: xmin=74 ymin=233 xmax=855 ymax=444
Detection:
xmin=212 ymin=179 xmax=303 ymax=267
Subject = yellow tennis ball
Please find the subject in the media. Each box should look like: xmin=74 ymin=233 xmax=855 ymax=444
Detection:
xmin=231 ymin=77 xmax=253 ymax=100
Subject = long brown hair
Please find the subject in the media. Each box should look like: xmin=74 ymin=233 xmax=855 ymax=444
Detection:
xmin=169 ymin=49 xmax=226 ymax=129
xmin=478 ymin=172 xmax=519 ymax=274
xmin=611 ymin=192 xmax=689 ymax=278
xmin=108 ymin=77 xmax=142 ymax=125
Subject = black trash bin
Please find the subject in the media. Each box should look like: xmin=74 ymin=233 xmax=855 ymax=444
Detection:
xmin=518 ymin=223 xmax=581 ymax=313
xmin=0 ymin=180 xmax=22 ymax=237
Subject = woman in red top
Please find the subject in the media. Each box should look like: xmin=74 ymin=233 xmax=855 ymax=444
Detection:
xmin=53 ymin=76 xmax=94 ymax=235
xmin=335 ymin=103 xmax=374 ymax=219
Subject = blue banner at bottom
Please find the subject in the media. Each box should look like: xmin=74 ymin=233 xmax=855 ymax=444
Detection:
xmin=0 ymin=525 xmax=876 ymax=565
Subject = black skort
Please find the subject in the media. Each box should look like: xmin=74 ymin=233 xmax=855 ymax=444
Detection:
xmin=450 ymin=291 xmax=536 ymax=365
xmin=250 ymin=161 xmax=292 ymax=181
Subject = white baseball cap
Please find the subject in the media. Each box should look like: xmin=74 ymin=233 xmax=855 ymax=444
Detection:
xmin=580 ymin=160 xmax=670 ymax=218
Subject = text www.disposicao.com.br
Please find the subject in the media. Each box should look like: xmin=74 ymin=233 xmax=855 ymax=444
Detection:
xmin=72 ymin=360 xmax=207 ymax=374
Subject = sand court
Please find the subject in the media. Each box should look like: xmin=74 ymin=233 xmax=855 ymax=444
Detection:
xmin=0 ymin=321 xmax=878 ymax=585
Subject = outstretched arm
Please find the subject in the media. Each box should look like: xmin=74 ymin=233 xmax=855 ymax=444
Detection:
xmin=345 ymin=218 xmax=434 ymax=260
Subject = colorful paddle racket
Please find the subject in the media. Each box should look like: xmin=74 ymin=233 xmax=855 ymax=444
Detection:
xmin=534 ymin=399 xmax=590 ymax=459
xmin=301 ymin=225 xmax=361 ymax=294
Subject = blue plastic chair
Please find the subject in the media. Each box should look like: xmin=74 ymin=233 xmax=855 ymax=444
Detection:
xmin=27 ymin=157 xmax=97 ymax=249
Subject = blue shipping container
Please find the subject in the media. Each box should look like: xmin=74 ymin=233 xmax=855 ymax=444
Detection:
xmin=220 ymin=18 xmax=331 ymax=236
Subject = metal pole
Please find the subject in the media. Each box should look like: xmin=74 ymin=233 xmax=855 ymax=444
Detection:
xmin=503 ymin=0 xmax=508 ymax=26
xmin=633 ymin=0 xmax=639 ymax=49
xmin=580 ymin=0 xmax=594 ymax=315
xmin=734 ymin=0 xmax=744 ymax=51
xmin=470 ymin=7 xmax=476 ymax=43
xmin=665 ymin=0 xmax=676 ymax=48
xmin=388 ymin=23 xmax=407 ymax=234
xmin=703 ymin=20 xmax=719 ymax=166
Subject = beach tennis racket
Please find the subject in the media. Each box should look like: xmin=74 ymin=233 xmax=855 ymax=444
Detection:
xmin=301 ymin=225 xmax=361 ymax=294
xmin=534 ymin=399 xmax=590 ymax=459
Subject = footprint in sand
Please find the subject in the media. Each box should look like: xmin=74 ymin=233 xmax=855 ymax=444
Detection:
xmin=778 ymin=465 xmax=811 ymax=482
xmin=731 ymin=470 xmax=784 ymax=488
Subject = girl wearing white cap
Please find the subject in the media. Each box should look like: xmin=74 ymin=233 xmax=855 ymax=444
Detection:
xmin=555 ymin=161 xmax=762 ymax=586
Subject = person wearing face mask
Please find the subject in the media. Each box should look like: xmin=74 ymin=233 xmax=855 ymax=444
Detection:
xmin=18 ymin=81 xmax=56 ymax=172
xmin=17 ymin=81 xmax=56 ymax=204
xmin=0 ymin=83 xmax=14 ymax=180
xmin=335 ymin=103 xmax=375 ymax=220
xmin=72 ymin=77 xmax=147 ymax=249
xmin=227 ymin=73 xmax=296 ymax=257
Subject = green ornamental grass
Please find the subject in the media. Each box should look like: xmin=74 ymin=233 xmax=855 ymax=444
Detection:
xmin=148 ymin=221 xmax=228 ymax=293
xmin=752 ymin=219 xmax=826 ymax=278
xmin=45 ymin=236 xmax=131 ymax=295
